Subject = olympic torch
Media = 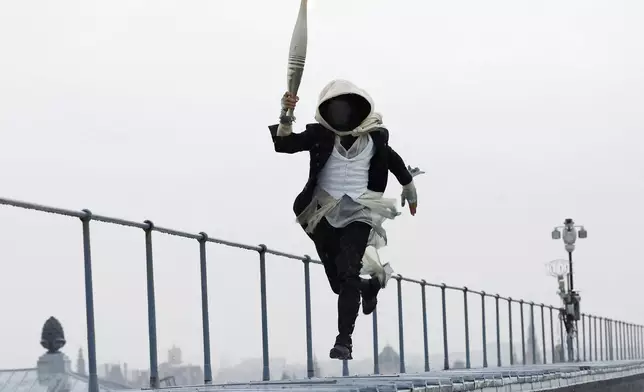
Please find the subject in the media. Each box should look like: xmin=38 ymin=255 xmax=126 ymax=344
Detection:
xmin=277 ymin=0 xmax=308 ymax=135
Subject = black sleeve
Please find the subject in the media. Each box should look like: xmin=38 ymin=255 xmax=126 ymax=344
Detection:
xmin=388 ymin=146 xmax=413 ymax=186
xmin=268 ymin=124 xmax=315 ymax=154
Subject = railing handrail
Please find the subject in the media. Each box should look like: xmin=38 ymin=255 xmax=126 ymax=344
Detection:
xmin=2 ymin=195 xmax=643 ymax=391
xmin=0 ymin=196 xmax=612 ymax=314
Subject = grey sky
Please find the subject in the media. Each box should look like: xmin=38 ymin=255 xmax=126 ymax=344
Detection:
xmin=1 ymin=0 xmax=642 ymax=375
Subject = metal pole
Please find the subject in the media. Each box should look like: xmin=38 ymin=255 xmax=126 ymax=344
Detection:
xmin=508 ymin=298 xmax=514 ymax=366
xmin=143 ymin=220 xmax=159 ymax=389
xmin=258 ymin=245 xmax=270 ymax=381
xmin=540 ymin=304 xmax=546 ymax=364
xmin=198 ymin=233 xmax=212 ymax=384
xmin=495 ymin=294 xmax=501 ymax=367
xmin=303 ymin=256 xmax=314 ymax=378
xmin=568 ymin=251 xmax=574 ymax=291
xmin=530 ymin=302 xmax=536 ymax=365
xmin=549 ymin=306 xmax=555 ymax=364
xmin=520 ymin=300 xmax=526 ymax=365
xmin=372 ymin=308 xmax=379 ymax=374
xmin=481 ymin=292 xmax=488 ymax=368
xmin=421 ymin=281 xmax=430 ymax=372
xmin=463 ymin=287 xmax=471 ymax=369
xmin=80 ymin=210 xmax=99 ymax=392
xmin=441 ymin=284 xmax=449 ymax=370
xmin=599 ymin=317 xmax=603 ymax=361
xmin=396 ymin=277 xmax=406 ymax=373
xmin=342 ymin=360 xmax=349 ymax=377
xmin=594 ymin=316 xmax=598 ymax=361
xmin=582 ymin=314 xmax=586 ymax=361
xmin=559 ymin=315 xmax=566 ymax=362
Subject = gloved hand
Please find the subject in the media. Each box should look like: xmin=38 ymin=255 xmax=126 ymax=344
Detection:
xmin=401 ymin=181 xmax=418 ymax=216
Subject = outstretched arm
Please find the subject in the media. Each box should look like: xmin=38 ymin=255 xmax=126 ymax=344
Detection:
xmin=268 ymin=124 xmax=314 ymax=154
xmin=388 ymin=146 xmax=413 ymax=186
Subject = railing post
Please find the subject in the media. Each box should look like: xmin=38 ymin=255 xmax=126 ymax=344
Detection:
xmin=529 ymin=302 xmax=536 ymax=365
xmin=599 ymin=317 xmax=603 ymax=361
xmin=620 ymin=321 xmax=625 ymax=360
xmin=303 ymin=255 xmax=314 ymax=378
xmin=372 ymin=308 xmax=379 ymax=374
xmin=80 ymin=210 xmax=99 ymax=392
xmin=540 ymin=304 xmax=546 ymax=364
xmin=508 ymin=298 xmax=514 ymax=366
xmin=582 ymin=314 xmax=587 ymax=361
xmin=589 ymin=314 xmax=593 ymax=361
xmin=559 ymin=313 xmax=565 ymax=362
xmin=481 ymin=292 xmax=488 ymax=368
xmin=257 ymin=244 xmax=270 ymax=381
xmin=495 ymin=294 xmax=501 ymax=367
xmin=549 ymin=306 xmax=555 ymax=364
xmin=441 ymin=284 xmax=449 ymax=370
xmin=421 ymin=280 xmax=430 ymax=372
xmin=519 ymin=300 xmax=526 ymax=365
xmin=463 ymin=287 xmax=471 ymax=369
xmin=342 ymin=360 xmax=349 ymax=377
xmin=594 ymin=316 xmax=598 ymax=361
xmin=198 ymin=233 xmax=212 ymax=384
xmin=576 ymin=320 xmax=580 ymax=362
xmin=143 ymin=220 xmax=159 ymax=389
xmin=396 ymin=276 xmax=406 ymax=373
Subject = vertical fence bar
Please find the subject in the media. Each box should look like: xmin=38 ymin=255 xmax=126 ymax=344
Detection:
xmin=303 ymin=256 xmax=314 ymax=378
xmin=589 ymin=315 xmax=593 ymax=361
xmin=463 ymin=287 xmax=471 ymax=369
xmin=198 ymin=233 xmax=212 ymax=384
xmin=540 ymin=304 xmax=546 ymax=364
xmin=143 ymin=220 xmax=159 ymax=389
xmin=396 ymin=277 xmax=406 ymax=373
xmin=508 ymin=298 xmax=514 ymax=366
xmin=372 ymin=308 xmax=379 ymax=374
xmin=481 ymin=292 xmax=488 ymax=368
xmin=441 ymin=284 xmax=449 ymax=370
xmin=612 ymin=319 xmax=615 ymax=360
xmin=594 ymin=316 xmax=598 ymax=361
xmin=576 ymin=321 xmax=580 ymax=362
xmin=599 ymin=317 xmax=603 ymax=361
xmin=582 ymin=315 xmax=587 ymax=361
xmin=620 ymin=321 xmax=625 ymax=360
xmin=421 ymin=281 xmax=430 ymax=372
xmin=628 ymin=323 xmax=631 ymax=359
xmin=549 ymin=306 xmax=555 ymax=364
xmin=629 ymin=323 xmax=632 ymax=359
xmin=495 ymin=295 xmax=501 ymax=367
xmin=559 ymin=313 xmax=565 ymax=362
xmin=80 ymin=210 xmax=99 ymax=392
xmin=257 ymin=245 xmax=270 ymax=381
xmin=529 ymin=302 xmax=536 ymax=365
xmin=520 ymin=300 xmax=526 ymax=365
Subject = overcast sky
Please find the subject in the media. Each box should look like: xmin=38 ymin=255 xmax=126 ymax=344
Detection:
xmin=0 ymin=0 xmax=643 ymax=375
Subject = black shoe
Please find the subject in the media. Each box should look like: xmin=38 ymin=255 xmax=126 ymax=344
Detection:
xmin=361 ymin=277 xmax=381 ymax=315
xmin=329 ymin=344 xmax=353 ymax=360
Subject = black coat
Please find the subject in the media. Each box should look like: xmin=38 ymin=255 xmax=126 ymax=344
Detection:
xmin=268 ymin=123 xmax=413 ymax=217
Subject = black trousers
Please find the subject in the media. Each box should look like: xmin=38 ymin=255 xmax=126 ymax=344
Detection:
xmin=310 ymin=218 xmax=378 ymax=347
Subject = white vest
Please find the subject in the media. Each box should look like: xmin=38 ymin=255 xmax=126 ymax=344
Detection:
xmin=317 ymin=135 xmax=374 ymax=200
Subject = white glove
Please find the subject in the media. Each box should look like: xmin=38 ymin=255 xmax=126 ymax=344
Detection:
xmin=401 ymin=181 xmax=418 ymax=208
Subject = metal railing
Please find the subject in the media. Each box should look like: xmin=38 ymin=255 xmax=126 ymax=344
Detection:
xmin=1 ymin=197 xmax=643 ymax=392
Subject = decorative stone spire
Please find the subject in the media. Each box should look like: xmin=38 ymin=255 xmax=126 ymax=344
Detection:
xmin=40 ymin=317 xmax=66 ymax=353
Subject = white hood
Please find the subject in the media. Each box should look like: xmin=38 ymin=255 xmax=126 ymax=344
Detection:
xmin=314 ymin=79 xmax=384 ymax=136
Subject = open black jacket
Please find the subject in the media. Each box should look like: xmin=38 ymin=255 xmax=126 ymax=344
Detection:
xmin=268 ymin=123 xmax=413 ymax=217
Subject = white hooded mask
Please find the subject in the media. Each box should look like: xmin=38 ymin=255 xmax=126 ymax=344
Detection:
xmin=314 ymin=79 xmax=385 ymax=137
